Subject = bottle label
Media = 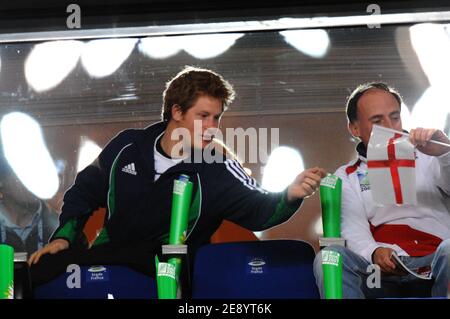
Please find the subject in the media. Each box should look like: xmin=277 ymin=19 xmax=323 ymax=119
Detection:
xmin=322 ymin=250 xmax=341 ymax=267
xmin=321 ymin=174 xmax=339 ymax=189
xmin=173 ymin=180 xmax=187 ymax=195
xmin=157 ymin=262 xmax=176 ymax=280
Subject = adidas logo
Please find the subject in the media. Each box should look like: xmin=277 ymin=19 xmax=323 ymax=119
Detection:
xmin=122 ymin=163 xmax=137 ymax=175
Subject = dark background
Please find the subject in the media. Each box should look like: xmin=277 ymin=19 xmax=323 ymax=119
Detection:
xmin=1 ymin=0 xmax=450 ymax=33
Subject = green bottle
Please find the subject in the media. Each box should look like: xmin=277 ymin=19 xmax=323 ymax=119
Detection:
xmin=168 ymin=174 xmax=193 ymax=246
xmin=156 ymin=174 xmax=193 ymax=299
xmin=0 ymin=244 xmax=14 ymax=299
xmin=320 ymin=174 xmax=342 ymax=238
xmin=319 ymin=174 xmax=343 ymax=299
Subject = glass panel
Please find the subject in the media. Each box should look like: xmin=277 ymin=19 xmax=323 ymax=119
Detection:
xmin=0 ymin=23 xmax=449 ymax=254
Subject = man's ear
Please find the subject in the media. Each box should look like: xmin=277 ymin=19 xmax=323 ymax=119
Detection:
xmin=348 ymin=121 xmax=360 ymax=139
xmin=171 ymin=104 xmax=183 ymax=122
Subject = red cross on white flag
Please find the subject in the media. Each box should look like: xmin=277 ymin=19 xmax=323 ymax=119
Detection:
xmin=367 ymin=125 xmax=417 ymax=206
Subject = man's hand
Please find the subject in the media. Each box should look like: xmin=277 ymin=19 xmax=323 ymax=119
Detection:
xmin=28 ymin=239 xmax=69 ymax=266
xmin=287 ymin=167 xmax=327 ymax=202
xmin=409 ymin=128 xmax=450 ymax=157
xmin=372 ymin=247 xmax=402 ymax=275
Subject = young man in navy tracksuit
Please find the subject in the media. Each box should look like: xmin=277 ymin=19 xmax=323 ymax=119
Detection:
xmin=29 ymin=66 xmax=326 ymax=291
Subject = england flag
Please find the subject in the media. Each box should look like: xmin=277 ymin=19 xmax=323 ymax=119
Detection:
xmin=367 ymin=125 xmax=417 ymax=206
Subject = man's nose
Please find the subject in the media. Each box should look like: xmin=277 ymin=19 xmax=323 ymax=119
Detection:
xmin=204 ymin=117 xmax=218 ymax=129
xmin=383 ymin=118 xmax=394 ymax=129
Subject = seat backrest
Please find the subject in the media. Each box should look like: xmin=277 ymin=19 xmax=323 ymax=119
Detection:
xmin=33 ymin=265 xmax=157 ymax=299
xmin=191 ymin=240 xmax=320 ymax=299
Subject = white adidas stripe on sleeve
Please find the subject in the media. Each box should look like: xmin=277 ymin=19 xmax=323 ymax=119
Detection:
xmin=224 ymin=159 xmax=267 ymax=194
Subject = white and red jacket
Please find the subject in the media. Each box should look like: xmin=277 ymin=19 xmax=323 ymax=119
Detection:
xmin=335 ymin=143 xmax=450 ymax=263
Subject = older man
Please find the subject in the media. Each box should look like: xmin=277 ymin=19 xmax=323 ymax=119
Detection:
xmin=314 ymin=82 xmax=450 ymax=298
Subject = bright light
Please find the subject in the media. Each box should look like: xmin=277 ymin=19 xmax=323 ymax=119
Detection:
xmin=25 ymin=40 xmax=83 ymax=92
xmin=315 ymin=217 xmax=323 ymax=236
xmin=409 ymin=23 xmax=450 ymax=130
xmin=77 ymin=138 xmax=102 ymax=172
xmin=261 ymin=146 xmax=304 ymax=192
xmin=410 ymin=87 xmax=449 ymax=131
xmin=138 ymin=36 xmax=181 ymax=59
xmin=138 ymin=33 xmax=244 ymax=60
xmin=81 ymin=38 xmax=137 ymax=78
xmin=410 ymin=23 xmax=450 ymax=87
xmin=280 ymin=29 xmax=330 ymax=58
xmin=181 ymin=33 xmax=244 ymax=59
xmin=253 ymin=231 xmax=264 ymax=239
xmin=400 ymin=103 xmax=413 ymax=131
xmin=0 ymin=112 xmax=59 ymax=199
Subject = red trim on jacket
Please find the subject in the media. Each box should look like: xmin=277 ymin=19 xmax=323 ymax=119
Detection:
xmin=369 ymin=223 xmax=442 ymax=256
xmin=346 ymin=159 xmax=361 ymax=175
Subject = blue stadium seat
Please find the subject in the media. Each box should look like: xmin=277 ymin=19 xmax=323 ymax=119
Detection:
xmin=33 ymin=265 xmax=157 ymax=299
xmin=191 ymin=240 xmax=320 ymax=299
